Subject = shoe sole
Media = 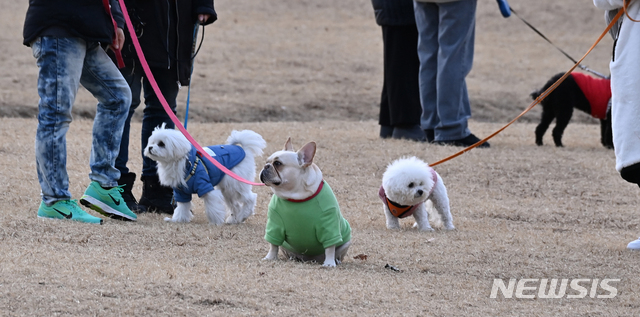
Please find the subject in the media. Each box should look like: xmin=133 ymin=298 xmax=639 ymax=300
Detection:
xmin=37 ymin=215 xmax=103 ymax=225
xmin=435 ymin=141 xmax=490 ymax=148
xmin=80 ymin=196 xmax=137 ymax=221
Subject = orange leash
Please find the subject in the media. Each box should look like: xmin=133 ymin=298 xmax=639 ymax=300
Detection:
xmin=625 ymin=0 xmax=640 ymax=22
xmin=429 ymin=8 xmax=625 ymax=167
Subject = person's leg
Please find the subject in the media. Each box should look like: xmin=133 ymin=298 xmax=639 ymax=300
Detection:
xmin=80 ymin=42 xmax=131 ymax=187
xmin=32 ymin=36 xmax=103 ymax=224
xmin=385 ymin=24 xmax=425 ymax=142
xmin=386 ymin=25 xmax=422 ymax=125
xmin=433 ymin=0 xmax=477 ymax=141
xmin=33 ymin=37 xmax=84 ymax=205
xmin=608 ymin=3 xmax=640 ymax=249
xmin=138 ymin=67 xmax=180 ymax=214
xmin=140 ymin=68 xmax=179 ymax=176
xmin=378 ymin=26 xmax=392 ymax=138
xmin=415 ymin=2 xmax=440 ymax=136
xmin=114 ymin=64 xmax=144 ymax=212
xmin=115 ymin=65 xmax=143 ymax=175
xmin=78 ymin=42 xmax=136 ymax=221
xmin=378 ymin=81 xmax=394 ymax=138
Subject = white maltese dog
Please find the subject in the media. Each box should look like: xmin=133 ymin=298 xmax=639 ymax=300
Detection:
xmin=379 ymin=156 xmax=455 ymax=231
xmin=144 ymin=124 xmax=266 ymax=225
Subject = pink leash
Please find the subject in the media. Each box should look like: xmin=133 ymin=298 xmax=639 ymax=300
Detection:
xmin=117 ymin=0 xmax=264 ymax=186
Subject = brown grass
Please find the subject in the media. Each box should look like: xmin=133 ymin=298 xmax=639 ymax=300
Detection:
xmin=1 ymin=0 xmax=614 ymax=124
xmin=2 ymin=0 xmax=639 ymax=315
xmin=2 ymin=118 xmax=639 ymax=316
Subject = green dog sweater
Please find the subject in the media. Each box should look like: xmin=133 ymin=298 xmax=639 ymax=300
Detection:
xmin=264 ymin=181 xmax=351 ymax=256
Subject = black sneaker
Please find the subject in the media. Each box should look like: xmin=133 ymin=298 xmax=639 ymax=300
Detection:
xmin=435 ymin=133 xmax=490 ymax=148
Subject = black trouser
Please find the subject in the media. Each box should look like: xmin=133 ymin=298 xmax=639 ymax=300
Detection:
xmin=378 ymin=24 xmax=422 ymax=127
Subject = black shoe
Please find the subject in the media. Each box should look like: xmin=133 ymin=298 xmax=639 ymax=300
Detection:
xmin=117 ymin=172 xmax=144 ymax=213
xmin=392 ymin=125 xmax=426 ymax=142
xmin=424 ymin=129 xmax=435 ymax=143
xmin=139 ymin=175 xmax=175 ymax=214
xmin=380 ymin=125 xmax=394 ymax=139
xmin=435 ymin=133 xmax=490 ymax=148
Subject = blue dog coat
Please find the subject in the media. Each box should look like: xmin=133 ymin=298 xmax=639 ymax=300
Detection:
xmin=173 ymin=145 xmax=246 ymax=203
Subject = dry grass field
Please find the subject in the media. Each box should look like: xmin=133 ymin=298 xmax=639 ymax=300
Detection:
xmin=2 ymin=0 xmax=639 ymax=316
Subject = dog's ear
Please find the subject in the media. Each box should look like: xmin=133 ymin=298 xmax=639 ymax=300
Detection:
xmin=154 ymin=122 xmax=168 ymax=132
xmin=283 ymin=137 xmax=294 ymax=151
xmin=297 ymin=142 xmax=316 ymax=167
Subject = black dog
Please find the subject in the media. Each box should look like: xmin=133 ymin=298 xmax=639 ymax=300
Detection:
xmin=531 ymin=72 xmax=613 ymax=149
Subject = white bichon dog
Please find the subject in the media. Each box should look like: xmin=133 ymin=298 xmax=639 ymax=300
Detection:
xmin=379 ymin=156 xmax=455 ymax=231
xmin=144 ymin=124 xmax=266 ymax=225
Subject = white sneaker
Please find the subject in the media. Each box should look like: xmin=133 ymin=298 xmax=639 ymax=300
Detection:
xmin=627 ymin=237 xmax=640 ymax=250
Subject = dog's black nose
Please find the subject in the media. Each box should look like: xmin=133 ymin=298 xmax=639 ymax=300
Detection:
xmin=417 ymin=189 xmax=424 ymax=196
xmin=259 ymin=172 xmax=265 ymax=183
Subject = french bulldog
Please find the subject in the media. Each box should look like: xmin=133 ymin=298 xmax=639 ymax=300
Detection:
xmin=260 ymin=138 xmax=351 ymax=267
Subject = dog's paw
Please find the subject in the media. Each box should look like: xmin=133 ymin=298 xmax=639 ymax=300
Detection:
xmin=225 ymin=215 xmax=246 ymax=224
xmin=444 ymin=224 xmax=456 ymax=231
xmin=413 ymin=222 xmax=434 ymax=231
xmin=164 ymin=216 xmax=191 ymax=223
xmin=322 ymin=261 xmax=337 ymax=268
xmin=262 ymin=255 xmax=278 ymax=261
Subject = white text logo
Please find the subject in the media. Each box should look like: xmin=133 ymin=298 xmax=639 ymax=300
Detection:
xmin=489 ymin=278 xmax=620 ymax=299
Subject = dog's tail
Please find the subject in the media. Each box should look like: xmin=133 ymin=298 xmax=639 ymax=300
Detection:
xmin=530 ymin=89 xmax=542 ymax=100
xmin=227 ymin=130 xmax=267 ymax=157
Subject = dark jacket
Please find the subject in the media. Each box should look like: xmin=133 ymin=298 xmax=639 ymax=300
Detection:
xmin=120 ymin=0 xmax=217 ymax=85
xmin=371 ymin=0 xmax=416 ymax=26
xmin=23 ymin=0 xmax=124 ymax=46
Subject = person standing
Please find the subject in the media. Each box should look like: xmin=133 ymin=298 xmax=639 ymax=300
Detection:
xmin=371 ymin=0 xmax=426 ymax=142
xmin=593 ymin=0 xmax=640 ymax=249
xmin=113 ymin=0 xmax=217 ymax=214
xmin=413 ymin=0 xmax=489 ymax=147
xmin=24 ymin=0 xmax=137 ymax=223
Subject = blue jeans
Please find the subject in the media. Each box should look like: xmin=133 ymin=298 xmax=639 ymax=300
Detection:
xmin=115 ymin=65 xmax=179 ymax=177
xmin=32 ymin=37 xmax=131 ymax=205
xmin=414 ymin=0 xmax=476 ymax=141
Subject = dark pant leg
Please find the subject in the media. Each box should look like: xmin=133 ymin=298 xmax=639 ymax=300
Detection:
xmin=115 ymin=65 xmax=143 ymax=175
xmin=379 ymin=25 xmax=422 ymax=127
xmin=140 ymin=67 xmax=180 ymax=176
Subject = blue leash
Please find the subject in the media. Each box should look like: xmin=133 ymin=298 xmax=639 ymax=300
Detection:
xmin=184 ymin=22 xmax=203 ymax=129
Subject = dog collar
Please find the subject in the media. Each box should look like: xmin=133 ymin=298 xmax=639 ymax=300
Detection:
xmin=287 ymin=180 xmax=324 ymax=203
xmin=378 ymin=168 xmax=438 ymax=218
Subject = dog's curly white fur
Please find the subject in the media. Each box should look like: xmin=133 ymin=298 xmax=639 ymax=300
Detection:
xmin=144 ymin=124 xmax=266 ymax=225
xmin=381 ymin=156 xmax=454 ymax=231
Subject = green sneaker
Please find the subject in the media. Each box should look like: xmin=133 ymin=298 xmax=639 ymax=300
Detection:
xmin=80 ymin=181 xmax=137 ymax=221
xmin=37 ymin=200 xmax=103 ymax=224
